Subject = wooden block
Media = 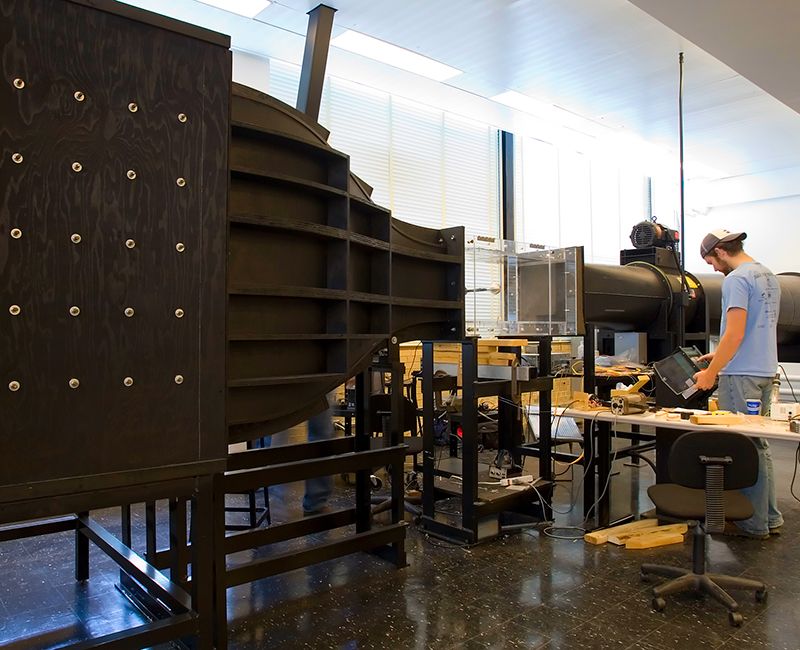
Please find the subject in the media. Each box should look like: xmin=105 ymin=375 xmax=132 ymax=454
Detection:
xmin=478 ymin=338 xmax=529 ymax=348
xmin=607 ymin=523 xmax=688 ymax=546
xmin=689 ymin=413 xmax=745 ymax=425
xmin=583 ymin=519 xmax=659 ymax=545
xmin=625 ymin=531 xmax=685 ymax=549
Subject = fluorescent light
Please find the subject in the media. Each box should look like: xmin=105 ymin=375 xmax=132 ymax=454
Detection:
xmin=331 ymin=30 xmax=461 ymax=82
xmin=197 ymin=0 xmax=271 ymax=19
xmin=491 ymin=90 xmax=555 ymax=118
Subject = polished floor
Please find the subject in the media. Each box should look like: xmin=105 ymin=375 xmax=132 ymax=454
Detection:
xmin=1 ymin=438 xmax=799 ymax=649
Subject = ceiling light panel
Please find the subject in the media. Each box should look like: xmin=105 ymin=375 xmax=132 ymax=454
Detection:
xmin=331 ymin=30 xmax=462 ymax=82
xmin=197 ymin=0 xmax=271 ymax=19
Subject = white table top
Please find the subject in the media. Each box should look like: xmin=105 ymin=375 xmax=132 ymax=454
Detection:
xmin=548 ymin=407 xmax=800 ymax=442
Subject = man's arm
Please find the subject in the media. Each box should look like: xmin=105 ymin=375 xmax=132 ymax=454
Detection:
xmin=693 ymin=307 xmax=747 ymax=390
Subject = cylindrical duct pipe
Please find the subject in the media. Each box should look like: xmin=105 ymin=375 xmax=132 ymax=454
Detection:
xmin=696 ymin=272 xmax=800 ymax=345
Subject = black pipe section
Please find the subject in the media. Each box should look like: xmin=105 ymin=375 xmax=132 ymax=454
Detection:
xmin=583 ymin=263 xmax=800 ymax=348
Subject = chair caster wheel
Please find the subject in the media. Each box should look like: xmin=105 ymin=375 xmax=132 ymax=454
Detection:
xmin=370 ymin=474 xmax=383 ymax=491
xmin=640 ymin=571 xmax=650 ymax=583
xmin=729 ymin=611 xmax=743 ymax=627
xmin=652 ymin=597 xmax=666 ymax=612
xmin=755 ymin=588 xmax=768 ymax=604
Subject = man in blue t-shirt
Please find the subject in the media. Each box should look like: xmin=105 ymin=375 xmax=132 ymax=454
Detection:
xmin=693 ymin=229 xmax=782 ymax=540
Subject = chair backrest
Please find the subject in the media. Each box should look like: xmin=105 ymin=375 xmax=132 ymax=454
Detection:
xmin=368 ymin=393 xmax=417 ymax=435
xmin=668 ymin=430 xmax=758 ymax=490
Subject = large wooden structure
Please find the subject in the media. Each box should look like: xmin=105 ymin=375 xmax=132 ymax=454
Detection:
xmin=0 ymin=1 xmax=464 ymax=647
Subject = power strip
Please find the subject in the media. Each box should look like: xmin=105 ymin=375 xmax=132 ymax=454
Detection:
xmin=500 ymin=475 xmax=535 ymax=487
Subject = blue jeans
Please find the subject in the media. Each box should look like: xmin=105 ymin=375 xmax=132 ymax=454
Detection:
xmin=263 ymin=394 xmax=335 ymax=514
xmin=717 ymin=375 xmax=783 ymax=535
xmin=302 ymin=404 xmax=335 ymax=513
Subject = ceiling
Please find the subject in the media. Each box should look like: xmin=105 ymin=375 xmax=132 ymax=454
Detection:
xmin=126 ymin=0 xmax=800 ymax=180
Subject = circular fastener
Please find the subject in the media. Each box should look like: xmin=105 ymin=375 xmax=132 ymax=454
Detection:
xmin=174 ymin=308 xmax=185 ymax=319
xmin=69 ymin=306 xmax=81 ymax=317
xmin=9 ymin=305 xmax=21 ymax=316
xmin=126 ymin=169 xmax=137 ymax=180
xmin=125 ymin=239 xmax=136 ymax=249
xmin=10 ymin=228 xmax=22 ymax=239
xmin=69 ymin=378 xmax=80 ymax=389
xmin=176 ymin=177 xmax=186 ymax=187
xmin=123 ymin=376 xmax=134 ymax=387
xmin=72 ymin=161 xmax=83 ymax=172
xmin=12 ymin=153 xmax=23 ymax=164
xmin=8 ymin=380 xmax=20 ymax=392
xmin=128 ymin=102 xmax=138 ymax=113
xmin=174 ymin=374 xmax=184 ymax=385
xmin=13 ymin=78 xmax=25 ymax=89
xmin=176 ymin=242 xmax=185 ymax=253
xmin=71 ymin=233 xmax=82 ymax=244
xmin=178 ymin=113 xmax=188 ymax=123
xmin=74 ymin=91 xmax=85 ymax=102
xmin=391 ymin=336 xmax=398 ymax=345
xmin=124 ymin=307 xmax=135 ymax=318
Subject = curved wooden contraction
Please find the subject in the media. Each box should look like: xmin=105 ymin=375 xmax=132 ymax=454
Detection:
xmin=227 ymin=84 xmax=465 ymax=443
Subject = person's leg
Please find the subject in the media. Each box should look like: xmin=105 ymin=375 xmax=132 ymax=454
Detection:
xmin=717 ymin=375 xmax=771 ymax=536
xmin=759 ymin=380 xmax=784 ymax=531
xmin=303 ymin=398 xmax=335 ymax=514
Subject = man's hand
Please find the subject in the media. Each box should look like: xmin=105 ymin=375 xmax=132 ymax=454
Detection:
xmin=693 ymin=368 xmax=717 ymax=391
xmin=697 ymin=352 xmax=715 ymax=363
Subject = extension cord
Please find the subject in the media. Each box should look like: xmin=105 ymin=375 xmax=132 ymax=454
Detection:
xmin=500 ymin=475 xmax=534 ymax=486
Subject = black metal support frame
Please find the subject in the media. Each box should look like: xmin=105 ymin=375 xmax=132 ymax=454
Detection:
xmin=419 ymin=339 xmax=554 ymax=544
xmin=212 ymin=354 xmax=409 ymax=648
xmin=0 ymin=475 xmax=216 ymax=649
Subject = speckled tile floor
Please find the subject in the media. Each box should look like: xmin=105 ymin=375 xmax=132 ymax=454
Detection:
xmin=1 ymin=438 xmax=800 ymax=649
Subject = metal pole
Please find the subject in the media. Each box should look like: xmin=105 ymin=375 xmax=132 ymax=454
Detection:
xmin=677 ymin=51 xmax=687 ymax=347
xmin=296 ymin=4 xmax=337 ymax=121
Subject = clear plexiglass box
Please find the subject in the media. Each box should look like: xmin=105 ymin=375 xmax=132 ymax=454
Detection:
xmin=465 ymin=237 xmax=584 ymax=337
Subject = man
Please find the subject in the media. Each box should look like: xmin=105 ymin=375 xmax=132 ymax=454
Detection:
xmin=693 ymin=229 xmax=782 ymax=540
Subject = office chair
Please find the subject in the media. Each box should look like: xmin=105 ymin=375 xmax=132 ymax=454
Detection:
xmin=640 ymin=430 xmax=767 ymax=626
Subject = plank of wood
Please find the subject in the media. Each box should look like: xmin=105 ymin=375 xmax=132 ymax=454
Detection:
xmin=690 ymin=413 xmax=745 ymax=425
xmin=583 ymin=519 xmax=659 ymax=545
xmin=625 ymin=531 xmax=685 ymax=549
xmin=608 ymin=523 xmax=688 ymax=546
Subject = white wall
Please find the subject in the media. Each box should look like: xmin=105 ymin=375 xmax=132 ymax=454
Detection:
xmin=685 ymin=166 xmax=800 ymax=275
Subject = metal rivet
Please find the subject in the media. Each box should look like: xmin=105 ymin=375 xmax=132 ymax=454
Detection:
xmin=9 ymin=305 xmax=21 ymax=316
xmin=13 ymin=78 xmax=25 ymax=89
xmin=174 ymin=374 xmax=184 ymax=385
xmin=12 ymin=153 xmax=23 ymax=164
xmin=176 ymin=242 xmax=185 ymax=253
xmin=8 ymin=380 xmax=20 ymax=392
xmin=72 ymin=161 xmax=83 ymax=172
xmin=176 ymin=177 xmax=186 ymax=187
xmin=175 ymin=308 xmax=184 ymax=319
xmin=124 ymin=307 xmax=135 ymax=318
xmin=126 ymin=170 xmax=137 ymax=180
xmin=391 ymin=336 xmax=398 ymax=345
xmin=178 ymin=113 xmax=188 ymax=123
xmin=128 ymin=102 xmax=138 ymax=113
xmin=69 ymin=378 xmax=80 ymax=389
xmin=450 ymin=235 xmax=456 ymax=240
xmin=69 ymin=306 xmax=80 ymax=317
xmin=74 ymin=91 xmax=85 ymax=102
xmin=10 ymin=228 xmax=22 ymax=239
xmin=123 ymin=376 xmax=134 ymax=387
xmin=125 ymin=239 xmax=136 ymax=249
xmin=71 ymin=233 xmax=82 ymax=244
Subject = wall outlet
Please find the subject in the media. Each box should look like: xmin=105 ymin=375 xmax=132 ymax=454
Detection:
xmin=770 ymin=402 xmax=800 ymax=421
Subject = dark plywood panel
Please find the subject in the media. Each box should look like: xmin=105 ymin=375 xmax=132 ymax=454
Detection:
xmin=0 ymin=0 xmax=229 ymax=495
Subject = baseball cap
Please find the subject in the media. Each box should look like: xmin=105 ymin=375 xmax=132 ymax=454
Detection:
xmin=700 ymin=229 xmax=747 ymax=258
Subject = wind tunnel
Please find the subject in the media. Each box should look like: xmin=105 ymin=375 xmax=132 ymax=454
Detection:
xmin=583 ymin=261 xmax=800 ymax=362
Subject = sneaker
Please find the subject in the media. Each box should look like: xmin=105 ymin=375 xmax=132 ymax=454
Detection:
xmin=768 ymin=526 xmax=782 ymax=536
xmin=723 ymin=522 xmax=769 ymax=540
